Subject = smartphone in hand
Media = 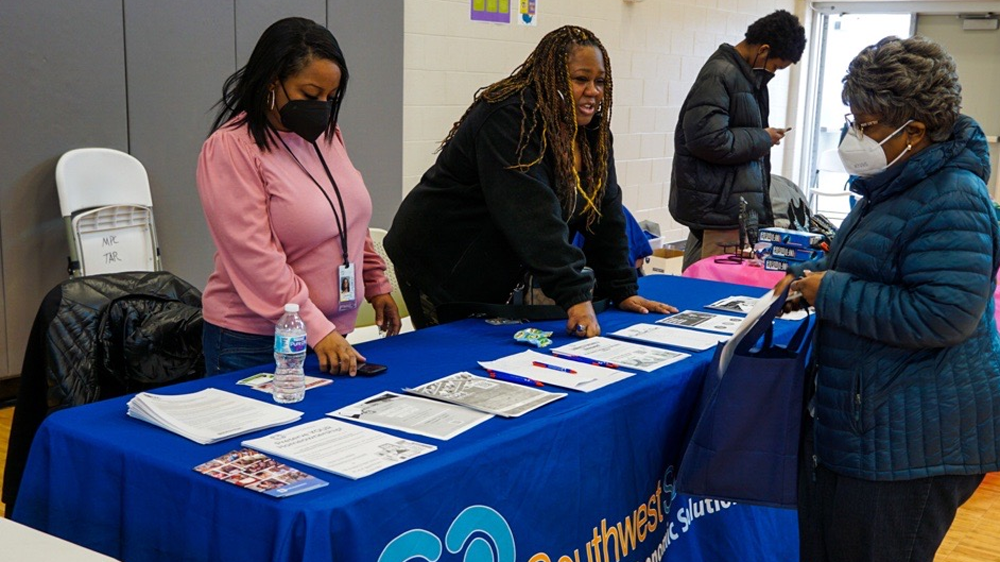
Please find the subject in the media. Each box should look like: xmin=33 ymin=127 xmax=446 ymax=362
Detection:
xmin=356 ymin=363 xmax=388 ymax=376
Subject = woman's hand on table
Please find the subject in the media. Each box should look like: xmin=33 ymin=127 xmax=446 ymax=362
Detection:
xmin=370 ymin=293 xmax=402 ymax=337
xmin=566 ymin=301 xmax=600 ymax=338
xmin=617 ymin=295 xmax=678 ymax=315
xmin=314 ymin=331 xmax=366 ymax=376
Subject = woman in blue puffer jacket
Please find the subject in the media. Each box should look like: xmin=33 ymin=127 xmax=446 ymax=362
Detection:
xmin=786 ymin=36 xmax=1000 ymax=562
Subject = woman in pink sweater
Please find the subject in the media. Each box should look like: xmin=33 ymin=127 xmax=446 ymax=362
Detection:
xmin=197 ymin=17 xmax=400 ymax=377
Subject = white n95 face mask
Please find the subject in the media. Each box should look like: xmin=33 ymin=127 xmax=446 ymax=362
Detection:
xmin=837 ymin=119 xmax=913 ymax=177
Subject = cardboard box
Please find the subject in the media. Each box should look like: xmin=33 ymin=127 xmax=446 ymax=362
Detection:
xmin=642 ymin=250 xmax=684 ymax=276
xmin=652 ymin=248 xmax=684 ymax=259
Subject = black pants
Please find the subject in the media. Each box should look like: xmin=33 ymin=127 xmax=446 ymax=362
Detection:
xmin=396 ymin=274 xmax=446 ymax=330
xmin=798 ymin=417 xmax=984 ymax=562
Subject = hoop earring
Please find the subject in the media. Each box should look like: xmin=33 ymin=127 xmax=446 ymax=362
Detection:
xmin=268 ymin=89 xmax=275 ymax=110
xmin=557 ymin=91 xmax=565 ymax=102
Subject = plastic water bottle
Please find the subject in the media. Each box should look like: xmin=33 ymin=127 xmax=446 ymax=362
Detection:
xmin=273 ymin=303 xmax=307 ymax=404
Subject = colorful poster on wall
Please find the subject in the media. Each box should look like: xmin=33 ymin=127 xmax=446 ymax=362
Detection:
xmin=471 ymin=0 xmax=510 ymax=24
xmin=518 ymin=0 xmax=537 ymax=26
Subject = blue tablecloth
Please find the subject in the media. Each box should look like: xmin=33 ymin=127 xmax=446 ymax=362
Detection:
xmin=12 ymin=275 xmax=798 ymax=562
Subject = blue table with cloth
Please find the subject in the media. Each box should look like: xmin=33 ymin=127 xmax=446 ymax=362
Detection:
xmin=12 ymin=275 xmax=798 ymax=562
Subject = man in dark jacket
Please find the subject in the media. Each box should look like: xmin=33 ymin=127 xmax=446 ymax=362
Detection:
xmin=670 ymin=10 xmax=806 ymax=270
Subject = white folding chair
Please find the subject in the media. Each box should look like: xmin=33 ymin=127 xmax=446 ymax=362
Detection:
xmin=808 ymin=148 xmax=854 ymax=225
xmin=348 ymin=227 xmax=413 ymax=343
xmin=55 ymin=148 xmax=161 ymax=276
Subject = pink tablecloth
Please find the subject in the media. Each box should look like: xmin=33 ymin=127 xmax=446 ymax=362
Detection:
xmin=681 ymin=256 xmax=786 ymax=289
xmin=684 ymin=258 xmax=1000 ymax=332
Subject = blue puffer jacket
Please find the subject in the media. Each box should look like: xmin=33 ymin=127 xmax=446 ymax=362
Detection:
xmin=808 ymin=115 xmax=1000 ymax=481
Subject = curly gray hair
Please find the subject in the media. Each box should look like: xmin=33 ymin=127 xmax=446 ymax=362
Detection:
xmin=842 ymin=35 xmax=962 ymax=142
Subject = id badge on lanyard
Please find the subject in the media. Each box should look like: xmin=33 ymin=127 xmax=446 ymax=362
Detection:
xmin=338 ymin=262 xmax=357 ymax=311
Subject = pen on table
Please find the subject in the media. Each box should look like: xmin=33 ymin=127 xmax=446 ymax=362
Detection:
xmin=531 ymin=361 xmax=577 ymax=374
xmin=551 ymin=354 xmax=619 ymax=369
xmin=485 ymin=369 xmax=544 ymax=387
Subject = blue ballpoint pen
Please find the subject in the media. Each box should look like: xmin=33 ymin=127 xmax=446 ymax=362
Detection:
xmin=485 ymin=369 xmax=544 ymax=387
xmin=531 ymin=361 xmax=577 ymax=374
xmin=551 ymin=353 xmax=619 ymax=369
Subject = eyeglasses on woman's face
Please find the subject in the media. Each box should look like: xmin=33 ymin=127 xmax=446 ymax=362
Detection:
xmin=844 ymin=113 xmax=880 ymax=140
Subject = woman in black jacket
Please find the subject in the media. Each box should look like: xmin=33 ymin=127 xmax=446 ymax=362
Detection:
xmin=385 ymin=26 xmax=674 ymax=336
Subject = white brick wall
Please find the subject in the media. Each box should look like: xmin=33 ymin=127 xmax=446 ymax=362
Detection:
xmin=404 ymin=0 xmax=802 ymax=242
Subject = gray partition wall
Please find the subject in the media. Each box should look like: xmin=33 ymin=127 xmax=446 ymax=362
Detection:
xmin=0 ymin=1 xmax=404 ymax=380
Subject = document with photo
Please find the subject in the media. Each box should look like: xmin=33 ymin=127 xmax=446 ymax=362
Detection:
xmin=550 ymin=337 xmax=689 ymax=372
xmin=237 ymin=373 xmax=333 ymax=393
xmin=405 ymin=371 xmax=565 ymax=418
xmin=242 ymin=418 xmax=436 ymax=480
xmin=656 ymin=310 xmax=744 ymax=334
xmin=704 ymin=295 xmax=759 ymax=314
xmin=609 ymin=324 xmax=730 ymax=352
xmin=328 ymin=391 xmax=493 ymax=440
xmin=479 ymin=350 xmax=634 ymax=392
xmin=194 ymin=448 xmax=328 ymax=498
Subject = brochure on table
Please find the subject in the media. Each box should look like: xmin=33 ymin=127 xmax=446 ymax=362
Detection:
xmin=126 ymin=388 xmax=302 ymax=445
xmin=193 ymin=448 xmax=328 ymax=498
xmin=479 ymin=350 xmax=633 ymax=392
xmin=705 ymin=294 xmax=809 ymax=321
xmin=550 ymin=337 xmax=689 ymax=372
xmin=609 ymin=324 xmax=730 ymax=352
xmin=328 ymin=391 xmax=493 ymax=440
xmin=656 ymin=310 xmax=744 ymax=334
xmin=405 ymin=371 xmax=565 ymax=418
xmin=242 ymin=418 xmax=436 ymax=480
xmin=704 ymin=295 xmax=760 ymax=314
xmin=237 ymin=373 xmax=333 ymax=393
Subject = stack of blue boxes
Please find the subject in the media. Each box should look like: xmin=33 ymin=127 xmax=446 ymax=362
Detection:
xmin=757 ymin=227 xmax=826 ymax=272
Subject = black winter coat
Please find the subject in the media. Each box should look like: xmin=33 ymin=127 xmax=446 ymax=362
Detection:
xmin=385 ymin=90 xmax=637 ymax=310
xmin=3 ymin=271 xmax=204 ymax=512
xmin=669 ymin=44 xmax=775 ymax=230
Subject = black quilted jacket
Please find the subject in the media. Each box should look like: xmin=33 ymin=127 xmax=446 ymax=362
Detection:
xmin=669 ymin=44 xmax=775 ymax=230
xmin=3 ymin=271 xmax=204 ymax=511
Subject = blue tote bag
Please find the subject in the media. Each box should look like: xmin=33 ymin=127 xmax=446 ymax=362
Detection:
xmin=676 ymin=286 xmax=814 ymax=508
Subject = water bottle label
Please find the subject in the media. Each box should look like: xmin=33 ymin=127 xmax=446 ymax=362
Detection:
xmin=274 ymin=334 xmax=307 ymax=354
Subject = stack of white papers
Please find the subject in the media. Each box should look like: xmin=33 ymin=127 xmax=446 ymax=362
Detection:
xmin=550 ymin=336 xmax=689 ymax=372
xmin=242 ymin=418 xmax=436 ymax=480
xmin=126 ymin=388 xmax=303 ymax=445
xmin=405 ymin=372 xmax=565 ymax=418
xmin=479 ymin=350 xmax=633 ymax=392
xmin=328 ymin=391 xmax=493 ymax=440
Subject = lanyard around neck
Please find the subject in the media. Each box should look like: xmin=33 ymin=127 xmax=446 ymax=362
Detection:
xmin=276 ymin=134 xmax=350 ymax=265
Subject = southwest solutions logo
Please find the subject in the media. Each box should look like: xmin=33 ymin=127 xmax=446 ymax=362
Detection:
xmin=378 ymin=505 xmax=516 ymax=562
xmin=377 ymin=469 xmax=681 ymax=562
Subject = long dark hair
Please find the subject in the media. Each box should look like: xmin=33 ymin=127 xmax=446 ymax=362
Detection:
xmin=442 ymin=26 xmax=613 ymax=226
xmin=209 ymin=17 xmax=350 ymax=150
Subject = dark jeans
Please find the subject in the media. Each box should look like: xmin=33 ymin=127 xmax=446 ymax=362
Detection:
xmin=202 ymin=321 xmax=275 ymax=377
xmin=798 ymin=416 xmax=984 ymax=562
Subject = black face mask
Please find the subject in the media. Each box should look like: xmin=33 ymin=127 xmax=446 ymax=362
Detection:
xmin=278 ymin=83 xmax=333 ymax=142
xmin=751 ymin=52 xmax=775 ymax=88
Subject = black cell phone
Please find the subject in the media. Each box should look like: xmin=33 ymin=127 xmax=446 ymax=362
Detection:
xmin=356 ymin=363 xmax=388 ymax=376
